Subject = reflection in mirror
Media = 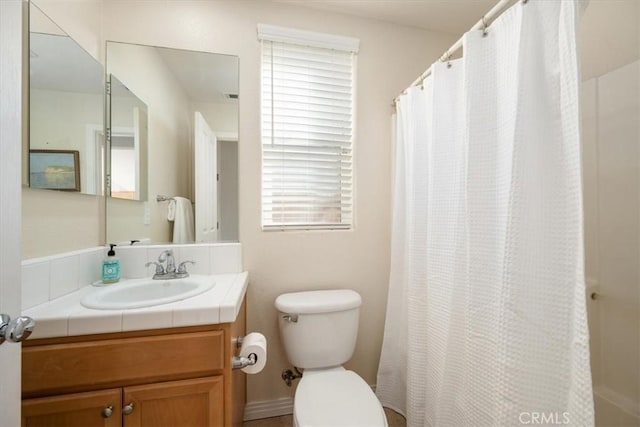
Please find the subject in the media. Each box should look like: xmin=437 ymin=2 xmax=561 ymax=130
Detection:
xmin=108 ymin=75 xmax=148 ymax=201
xmin=106 ymin=42 xmax=239 ymax=245
xmin=29 ymin=3 xmax=104 ymax=195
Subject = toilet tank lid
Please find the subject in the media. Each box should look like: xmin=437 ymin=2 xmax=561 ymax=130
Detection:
xmin=275 ymin=289 xmax=362 ymax=314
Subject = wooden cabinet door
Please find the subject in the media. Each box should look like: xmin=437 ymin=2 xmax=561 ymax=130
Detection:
xmin=123 ymin=376 xmax=224 ymax=427
xmin=22 ymin=388 xmax=122 ymax=427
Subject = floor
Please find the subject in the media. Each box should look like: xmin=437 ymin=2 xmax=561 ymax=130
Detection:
xmin=243 ymin=408 xmax=406 ymax=427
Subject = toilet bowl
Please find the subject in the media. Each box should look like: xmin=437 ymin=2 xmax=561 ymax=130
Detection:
xmin=294 ymin=368 xmax=387 ymax=427
xmin=275 ymin=290 xmax=388 ymax=427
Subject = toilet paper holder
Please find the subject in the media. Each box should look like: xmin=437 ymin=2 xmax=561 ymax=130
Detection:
xmin=232 ymin=332 xmax=267 ymax=373
xmin=232 ymin=336 xmax=258 ymax=369
xmin=232 ymin=352 xmax=257 ymax=370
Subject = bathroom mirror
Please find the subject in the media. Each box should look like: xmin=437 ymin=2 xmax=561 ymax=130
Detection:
xmin=108 ymin=74 xmax=149 ymax=201
xmin=105 ymin=42 xmax=239 ymax=245
xmin=29 ymin=3 xmax=104 ymax=195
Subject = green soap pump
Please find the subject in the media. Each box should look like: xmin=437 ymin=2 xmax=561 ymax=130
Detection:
xmin=102 ymin=244 xmax=121 ymax=284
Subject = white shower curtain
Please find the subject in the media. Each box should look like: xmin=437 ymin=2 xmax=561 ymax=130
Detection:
xmin=376 ymin=1 xmax=594 ymax=426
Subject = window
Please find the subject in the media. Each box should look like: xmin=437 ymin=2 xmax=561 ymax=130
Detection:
xmin=259 ymin=24 xmax=359 ymax=230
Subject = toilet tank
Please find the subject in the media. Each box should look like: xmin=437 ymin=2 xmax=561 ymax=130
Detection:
xmin=275 ymin=289 xmax=362 ymax=369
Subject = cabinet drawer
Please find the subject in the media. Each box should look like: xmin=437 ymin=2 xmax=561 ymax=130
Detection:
xmin=23 ymin=330 xmax=225 ymax=397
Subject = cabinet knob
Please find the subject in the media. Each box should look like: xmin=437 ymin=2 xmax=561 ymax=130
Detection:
xmin=123 ymin=402 xmax=134 ymax=415
xmin=101 ymin=405 xmax=113 ymax=418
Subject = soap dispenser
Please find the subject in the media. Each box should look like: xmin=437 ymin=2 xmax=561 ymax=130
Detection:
xmin=102 ymin=244 xmax=121 ymax=284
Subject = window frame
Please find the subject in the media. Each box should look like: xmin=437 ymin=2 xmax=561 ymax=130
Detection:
xmin=258 ymin=24 xmax=359 ymax=232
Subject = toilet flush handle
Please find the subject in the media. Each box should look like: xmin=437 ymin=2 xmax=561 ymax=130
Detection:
xmin=282 ymin=314 xmax=298 ymax=323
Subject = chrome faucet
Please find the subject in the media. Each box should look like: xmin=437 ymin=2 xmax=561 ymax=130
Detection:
xmin=158 ymin=250 xmax=176 ymax=275
xmin=145 ymin=250 xmax=195 ymax=280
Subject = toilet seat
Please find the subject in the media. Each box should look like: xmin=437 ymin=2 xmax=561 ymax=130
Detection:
xmin=294 ymin=369 xmax=388 ymax=427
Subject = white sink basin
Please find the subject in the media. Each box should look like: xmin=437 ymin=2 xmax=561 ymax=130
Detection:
xmin=81 ymin=276 xmax=215 ymax=310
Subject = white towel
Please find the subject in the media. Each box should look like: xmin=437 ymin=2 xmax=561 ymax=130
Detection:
xmin=167 ymin=197 xmax=194 ymax=243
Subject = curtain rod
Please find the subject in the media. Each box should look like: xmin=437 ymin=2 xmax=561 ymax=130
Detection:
xmin=392 ymin=0 xmax=519 ymax=107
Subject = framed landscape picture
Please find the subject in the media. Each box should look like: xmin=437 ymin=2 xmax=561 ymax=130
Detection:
xmin=29 ymin=149 xmax=80 ymax=191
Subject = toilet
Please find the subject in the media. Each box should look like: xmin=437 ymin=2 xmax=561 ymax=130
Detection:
xmin=275 ymin=289 xmax=388 ymax=427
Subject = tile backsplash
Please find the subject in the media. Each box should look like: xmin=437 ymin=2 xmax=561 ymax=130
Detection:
xmin=21 ymin=243 xmax=242 ymax=311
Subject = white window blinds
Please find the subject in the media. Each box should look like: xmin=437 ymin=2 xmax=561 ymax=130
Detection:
xmin=260 ymin=28 xmax=356 ymax=230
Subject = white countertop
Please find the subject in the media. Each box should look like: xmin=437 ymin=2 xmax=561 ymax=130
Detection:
xmin=23 ymin=272 xmax=248 ymax=340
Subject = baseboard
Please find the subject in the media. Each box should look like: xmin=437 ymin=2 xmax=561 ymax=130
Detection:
xmin=243 ymin=397 xmax=294 ymax=421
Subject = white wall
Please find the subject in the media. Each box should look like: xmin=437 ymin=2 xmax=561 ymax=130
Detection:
xmin=103 ymin=0 xmax=455 ymax=403
xmin=580 ymin=2 xmax=640 ymax=424
xmin=582 ymin=60 xmax=640 ymax=425
xmin=580 ymin=0 xmax=640 ymax=81
xmin=23 ymin=187 xmax=104 ymax=258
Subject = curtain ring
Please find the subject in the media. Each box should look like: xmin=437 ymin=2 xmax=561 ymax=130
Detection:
xmin=440 ymin=50 xmax=453 ymax=69
xmin=522 ymin=0 xmax=528 ymax=4
xmin=481 ymin=16 xmax=488 ymax=37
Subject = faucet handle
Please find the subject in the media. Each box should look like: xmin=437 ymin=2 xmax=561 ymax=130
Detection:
xmin=145 ymin=261 xmax=164 ymax=275
xmin=176 ymin=260 xmax=195 ymax=277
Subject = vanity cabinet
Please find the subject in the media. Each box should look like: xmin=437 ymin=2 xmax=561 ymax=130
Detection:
xmin=22 ymin=302 xmax=246 ymax=427
xmin=22 ymin=377 xmax=224 ymax=427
